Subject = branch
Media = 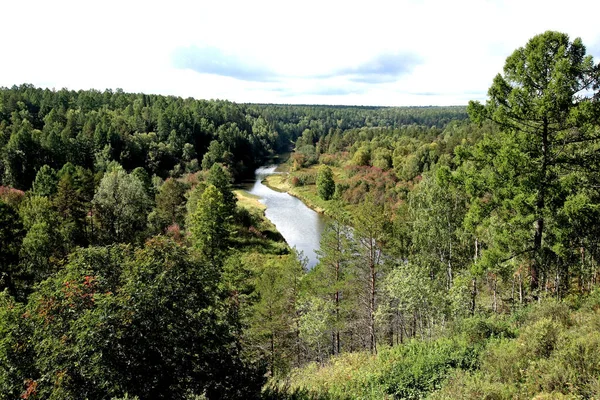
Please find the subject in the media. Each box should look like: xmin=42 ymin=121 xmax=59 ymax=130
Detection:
xmin=499 ymin=247 xmax=535 ymax=264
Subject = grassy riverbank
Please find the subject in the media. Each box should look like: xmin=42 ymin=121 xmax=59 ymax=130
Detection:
xmin=235 ymin=189 xmax=266 ymax=211
xmin=233 ymin=189 xmax=289 ymax=254
xmin=262 ymin=165 xmax=357 ymax=217
xmin=263 ymin=174 xmax=328 ymax=214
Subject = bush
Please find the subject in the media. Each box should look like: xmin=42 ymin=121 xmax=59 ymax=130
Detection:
xmin=459 ymin=316 xmax=516 ymax=345
xmin=520 ymin=299 xmax=572 ymax=328
xmin=289 ymin=172 xmax=316 ymax=187
xmin=519 ymin=318 xmax=563 ymax=359
xmin=429 ymin=370 xmax=516 ymax=400
xmin=318 ymin=154 xmax=340 ymax=167
xmin=381 ymin=339 xmax=479 ymax=399
xmin=581 ymin=288 xmax=600 ymax=312
xmin=479 ymin=339 xmax=528 ymax=385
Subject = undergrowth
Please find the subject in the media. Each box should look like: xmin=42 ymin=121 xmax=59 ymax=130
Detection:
xmin=264 ymin=292 xmax=600 ymax=399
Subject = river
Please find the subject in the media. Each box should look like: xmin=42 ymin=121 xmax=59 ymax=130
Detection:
xmin=246 ymin=165 xmax=326 ymax=269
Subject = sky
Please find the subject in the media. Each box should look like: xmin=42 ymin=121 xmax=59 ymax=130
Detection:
xmin=1 ymin=0 xmax=599 ymax=107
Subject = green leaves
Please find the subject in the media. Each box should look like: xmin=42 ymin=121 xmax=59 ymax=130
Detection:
xmin=93 ymin=167 xmax=150 ymax=244
xmin=316 ymin=165 xmax=335 ymax=201
xmin=189 ymin=184 xmax=232 ymax=262
xmin=464 ymin=31 xmax=600 ymax=295
xmin=0 ymin=238 xmax=260 ymax=399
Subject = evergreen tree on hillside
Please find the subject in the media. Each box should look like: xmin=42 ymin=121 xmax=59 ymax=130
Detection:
xmin=467 ymin=31 xmax=600 ymax=298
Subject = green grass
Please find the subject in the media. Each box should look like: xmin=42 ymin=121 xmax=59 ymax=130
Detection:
xmin=263 ymin=166 xmax=357 ymax=217
xmin=231 ymin=189 xmax=289 ymax=255
xmin=235 ymin=189 xmax=267 ymax=211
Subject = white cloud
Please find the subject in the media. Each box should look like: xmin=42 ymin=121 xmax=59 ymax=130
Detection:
xmin=1 ymin=0 xmax=599 ymax=105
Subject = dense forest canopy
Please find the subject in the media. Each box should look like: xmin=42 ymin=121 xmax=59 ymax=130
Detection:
xmin=1 ymin=31 xmax=600 ymax=399
xmin=0 ymin=84 xmax=468 ymax=189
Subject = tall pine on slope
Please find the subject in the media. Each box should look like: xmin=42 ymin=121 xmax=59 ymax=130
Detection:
xmin=467 ymin=31 xmax=600 ymax=298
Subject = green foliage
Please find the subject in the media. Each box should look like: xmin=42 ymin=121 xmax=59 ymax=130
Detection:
xmin=207 ymin=163 xmax=237 ymax=215
xmin=0 ymin=291 xmax=34 ymax=399
xmin=93 ymin=167 xmax=150 ymax=243
xmin=270 ymin=337 xmax=479 ymax=400
xmin=18 ymin=196 xmax=62 ymax=292
xmin=189 ymin=184 xmax=232 ymax=262
xmin=431 ymin=300 xmax=600 ymax=399
xmin=298 ymin=296 xmax=333 ymax=362
xmin=466 ymin=31 xmax=600 ymax=295
xmin=351 ymin=146 xmax=370 ymax=166
xmin=130 ymin=166 xmax=153 ymax=198
xmin=0 ymin=201 xmax=25 ymax=297
xmin=289 ymin=171 xmax=316 ymax=187
xmin=292 ymin=145 xmax=318 ymax=169
xmin=0 ymin=239 xmax=264 ymax=399
xmin=316 ymin=165 xmax=334 ymax=201
xmin=32 ymin=165 xmax=58 ymax=197
xmin=247 ymin=253 xmax=304 ymax=377
xmin=1 ymin=36 xmax=600 ymax=399
xmin=458 ymin=316 xmax=516 ymax=345
xmin=148 ymin=177 xmax=188 ymax=233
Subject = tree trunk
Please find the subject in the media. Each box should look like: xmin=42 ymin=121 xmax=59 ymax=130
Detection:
xmin=531 ymin=118 xmax=549 ymax=298
xmin=335 ymin=257 xmax=340 ymax=355
xmin=518 ymin=272 xmax=523 ymax=304
xmin=492 ymin=275 xmax=498 ymax=313
xmin=471 ymin=277 xmax=477 ymax=315
xmin=471 ymin=238 xmax=478 ymax=315
xmin=369 ymin=257 xmax=377 ymax=354
xmin=270 ymin=332 xmax=275 ymax=377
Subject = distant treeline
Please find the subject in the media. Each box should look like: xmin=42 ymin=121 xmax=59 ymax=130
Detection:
xmin=0 ymin=84 xmax=467 ymax=189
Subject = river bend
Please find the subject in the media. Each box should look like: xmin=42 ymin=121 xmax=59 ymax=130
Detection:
xmin=247 ymin=166 xmax=325 ymax=269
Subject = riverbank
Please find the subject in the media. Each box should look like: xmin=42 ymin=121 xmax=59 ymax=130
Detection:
xmin=246 ymin=165 xmax=326 ymax=268
xmin=235 ymin=189 xmax=266 ymax=211
xmin=233 ymin=189 xmax=289 ymax=254
xmin=263 ymin=174 xmax=329 ymax=214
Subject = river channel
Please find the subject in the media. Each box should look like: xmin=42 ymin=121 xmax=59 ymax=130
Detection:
xmin=246 ymin=166 xmax=326 ymax=269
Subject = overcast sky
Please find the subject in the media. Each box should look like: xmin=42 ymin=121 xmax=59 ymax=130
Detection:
xmin=2 ymin=0 xmax=599 ymax=106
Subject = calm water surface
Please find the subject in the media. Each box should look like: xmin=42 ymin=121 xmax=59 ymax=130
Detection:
xmin=247 ymin=166 xmax=325 ymax=269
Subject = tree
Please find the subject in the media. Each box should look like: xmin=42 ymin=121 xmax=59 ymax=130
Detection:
xmin=92 ymin=167 xmax=150 ymax=243
xmin=467 ymin=31 xmax=600 ymax=297
xmin=409 ymin=169 xmax=470 ymax=290
xmin=353 ymin=195 xmax=389 ymax=354
xmin=32 ymin=165 xmax=58 ymax=197
xmin=298 ymin=296 xmax=333 ymax=363
xmin=148 ymin=178 xmax=188 ymax=233
xmin=312 ymin=214 xmax=354 ymax=355
xmin=0 ymin=201 xmax=24 ymax=297
xmin=3 ymin=239 xmax=263 ymax=399
xmin=131 ymin=166 xmax=154 ymax=198
xmin=18 ymin=195 xmax=61 ymax=289
xmin=202 ymin=140 xmax=225 ymax=170
xmin=189 ymin=184 xmax=231 ymax=262
xmin=316 ymin=165 xmax=335 ymax=201
xmin=54 ymin=171 xmax=88 ymax=250
xmin=207 ymin=163 xmax=237 ymax=216
xmin=3 ymin=118 xmax=41 ymax=189
xmin=250 ymin=254 xmax=304 ymax=377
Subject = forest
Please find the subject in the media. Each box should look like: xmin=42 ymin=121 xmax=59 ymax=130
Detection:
xmin=1 ymin=31 xmax=600 ymax=399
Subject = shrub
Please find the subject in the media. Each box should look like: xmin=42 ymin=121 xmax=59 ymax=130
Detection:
xmin=289 ymin=172 xmax=316 ymax=187
xmin=522 ymin=299 xmax=572 ymax=328
xmin=380 ymin=339 xmax=479 ymax=399
xmin=318 ymin=154 xmax=339 ymax=167
xmin=459 ymin=316 xmax=516 ymax=345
